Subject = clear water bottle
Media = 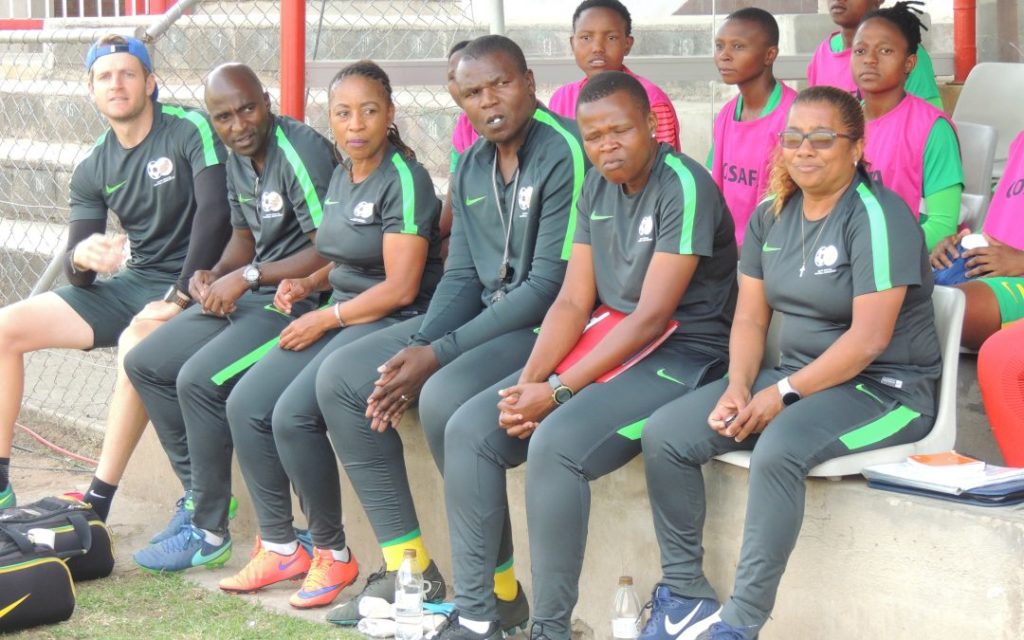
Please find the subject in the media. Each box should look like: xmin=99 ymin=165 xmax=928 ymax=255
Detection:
xmin=395 ymin=549 xmax=424 ymax=640
xmin=611 ymin=575 xmax=641 ymax=639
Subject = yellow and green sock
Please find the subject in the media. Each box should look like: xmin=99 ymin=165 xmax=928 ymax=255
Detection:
xmin=494 ymin=557 xmax=518 ymax=601
xmin=382 ymin=528 xmax=431 ymax=573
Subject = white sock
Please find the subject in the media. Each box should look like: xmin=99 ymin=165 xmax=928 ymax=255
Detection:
xmin=459 ymin=617 xmax=492 ymax=634
xmin=201 ymin=530 xmax=224 ymax=546
xmin=331 ymin=547 xmax=350 ymax=562
xmin=262 ymin=539 xmax=298 ymax=555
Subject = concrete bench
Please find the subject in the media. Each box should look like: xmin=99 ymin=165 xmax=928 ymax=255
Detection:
xmin=112 ymin=354 xmax=1021 ymax=639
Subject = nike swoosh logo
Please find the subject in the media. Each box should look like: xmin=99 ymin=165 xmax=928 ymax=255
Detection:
xmin=278 ymin=554 xmax=302 ymax=571
xmin=297 ymin=583 xmax=342 ymax=598
xmin=238 ymin=194 xmax=254 ymax=204
xmin=665 ymin=604 xmax=705 ymax=636
xmin=656 ymin=368 xmax=685 ymax=385
xmin=192 ymin=544 xmax=228 ymax=565
xmin=465 ymin=195 xmax=487 ymax=206
xmin=104 ymin=180 xmax=128 ymax=195
xmin=0 ymin=594 xmax=29 ymax=619
xmin=762 ymin=243 xmax=782 ymax=252
xmin=591 ymin=213 xmax=614 ymax=221
xmin=324 ymin=198 xmax=340 ymax=205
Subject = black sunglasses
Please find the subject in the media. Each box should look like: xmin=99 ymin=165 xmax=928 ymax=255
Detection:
xmin=778 ymin=130 xmax=857 ymax=150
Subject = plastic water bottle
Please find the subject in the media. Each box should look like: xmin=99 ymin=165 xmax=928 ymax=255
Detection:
xmin=611 ymin=575 xmax=641 ymax=639
xmin=395 ymin=549 xmax=424 ymax=640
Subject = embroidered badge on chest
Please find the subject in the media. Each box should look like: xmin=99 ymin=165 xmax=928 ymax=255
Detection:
xmin=517 ymin=185 xmax=533 ymax=217
xmin=638 ymin=215 xmax=654 ymax=243
xmin=146 ymin=157 xmax=175 ymax=186
xmin=352 ymin=201 xmax=375 ymax=223
xmin=261 ymin=191 xmax=284 ymax=219
xmin=813 ymin=244 xmax=839 ymax=276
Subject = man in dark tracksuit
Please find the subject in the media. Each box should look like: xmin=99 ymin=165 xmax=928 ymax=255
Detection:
xmin=277 ymin=36 xmax=587 ymax=630
xmin=125 ymin=63 xmax=335 ymax=572
xmin=438 ymin=72 xmax=736 ymax=640
xmin=0 ymin=35 xmax=230 ymax=514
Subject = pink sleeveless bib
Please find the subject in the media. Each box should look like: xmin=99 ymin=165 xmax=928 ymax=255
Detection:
xmin=864 ymin=95 xmax=951 ymax=219
xmin=807 ymin=33 xmax=856 ymax=93
xmin=451 ymin=112 xmax=478 ymax=155
xmin=711 ymin=82 xmax=797 ymax=245
xmin=983 ymin=131 xmax=1024 ymax=249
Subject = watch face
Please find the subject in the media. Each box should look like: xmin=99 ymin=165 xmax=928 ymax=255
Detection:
xmin=554 ymin=387 xmax=573 ymax=404
xmin=243 ymin=266 xmax=259 ymax=283
xmin=782 ymin=392 xmax=800 ymax=406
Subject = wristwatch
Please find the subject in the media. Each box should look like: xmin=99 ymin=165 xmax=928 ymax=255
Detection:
xmin=242 ymin=263 xmax=261 ymax=292
xmin=162 ymin=285 xmax=191 ymax=310
xmin=777 ymin=376 xmax=801 ymax=406
xmin=548 ymin=373 xmax=574 ymax=406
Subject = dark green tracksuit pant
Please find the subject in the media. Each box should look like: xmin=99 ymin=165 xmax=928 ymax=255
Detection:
xmin=124 ymin=292 xmax=315 ymax=535
xmin=293 ymin=320 xmax=534 ymax=563
xmin=441 ymin=338 xmax=724 ymax=637
xmin=226 ymin=315 xmax=404 ymax=547
xmin=642 ymin=369 xmax=934 ymax=632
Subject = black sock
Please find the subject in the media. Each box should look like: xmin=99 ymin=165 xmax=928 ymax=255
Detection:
xmin=0 ymin=457 xmax=9 ymax=492
xmin=84 ymin=477 xmax=118 ymax=521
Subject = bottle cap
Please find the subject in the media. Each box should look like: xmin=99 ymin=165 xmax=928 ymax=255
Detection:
xmin=403 ymin=548 xmax=417 ymax=559
xmin=618 ymin=576 xmax=633 ymax=586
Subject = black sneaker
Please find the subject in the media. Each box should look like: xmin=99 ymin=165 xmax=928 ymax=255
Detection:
xmin=435 ymin=612 xmax=503 ymax=639
xmin=497 ymin=581 xmax=530 ymax=635
xmin=325 ymin=560 xmax=447 ymax=625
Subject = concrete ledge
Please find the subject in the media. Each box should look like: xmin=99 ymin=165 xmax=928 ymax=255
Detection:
xmin=106 ymin=354 xmax=1020 ymax=639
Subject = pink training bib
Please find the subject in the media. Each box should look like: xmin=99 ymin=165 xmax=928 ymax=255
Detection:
xmin=864 ymin=94 xmax=951 ymax=219
xmin=807 ymin=32 xmax=857 ymax=93
xmin=711 ymin=82 xmax=797 ymax=246
xmin=983 ymin=130 xmax=1024 ymax=249
xmin=547 ymin=66 xmax=681 ymax=150
xmin=451 ymin=112 xmax=478 ymax=155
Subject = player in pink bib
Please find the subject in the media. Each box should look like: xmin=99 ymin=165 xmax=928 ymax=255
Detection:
xmin=547 ymin=0 xmax=680 ymax=151
xmin=854 ymin=2 xmax=962 ymax=251
xmin=930 ymin=129 xmax=1024 ymax=348
xmin=807 ymin=0 xmax=941 ymax=107
xmin=442 ymin=40 xmax=478 ymax=258
xmin=708 ymin=8 xmax=797 ymax=246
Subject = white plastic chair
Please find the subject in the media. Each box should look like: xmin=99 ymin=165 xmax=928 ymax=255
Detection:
xmin=715 ymin=285 xmax=966 ymax=478
xmin=952 ymin=62 xmax=1024 ymax=179
xmin=953 ymin=120 xmax=997 ymax=229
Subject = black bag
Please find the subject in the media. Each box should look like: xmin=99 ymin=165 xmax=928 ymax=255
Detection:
xmin=0 ymin=527 xmax=75 ymax=632
xmin=0 ymin=496 xmax=114 ymax=581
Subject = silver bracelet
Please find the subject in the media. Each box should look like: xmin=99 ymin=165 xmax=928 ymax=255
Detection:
xmin=333 ymin=302 xmax=346 ymax=328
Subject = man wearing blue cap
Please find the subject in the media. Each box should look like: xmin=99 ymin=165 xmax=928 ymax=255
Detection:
xmin=0 ymin=34 xmax=231 ymax=521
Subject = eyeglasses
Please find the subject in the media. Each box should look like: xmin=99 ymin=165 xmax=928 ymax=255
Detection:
xmin=777 ymin=130 xmax=857 ymax=150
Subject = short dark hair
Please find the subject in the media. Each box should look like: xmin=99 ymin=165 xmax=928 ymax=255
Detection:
xmin=862 ymin=0 xmax=927 ymax=54
xmin=572 ymin=0 xmax=632 ymax=37
xmin=726 ymin=7 xmax=780 ymax=48
xmin=578 ymin=70 xmax=650 ymax=114
xmin=460 ymin=35 xmax=528 ymax=74
xmin=448 ymin=40 xmax=471 ymax=59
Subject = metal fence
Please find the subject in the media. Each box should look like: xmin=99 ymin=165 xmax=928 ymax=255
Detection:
xmin=0 ymin=0 xmax=478 ymax=434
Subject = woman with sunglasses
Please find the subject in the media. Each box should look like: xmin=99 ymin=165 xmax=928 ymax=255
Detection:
xmin=853 ymin=1 xmax=962 ymax=251
xmin=636 ymin=86 xmax=941 ymax=639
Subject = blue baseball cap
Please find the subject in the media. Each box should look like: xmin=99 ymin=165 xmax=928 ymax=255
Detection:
xmin=85 ymin=36 xmax=158 ymax=102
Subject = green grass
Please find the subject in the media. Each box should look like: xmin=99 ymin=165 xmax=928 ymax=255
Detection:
xmin=12 ymin=572 xmax=362 ymax=639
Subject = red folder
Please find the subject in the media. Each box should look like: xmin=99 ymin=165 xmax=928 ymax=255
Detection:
xmin=554 ymin=305 xmax=679 ymax=383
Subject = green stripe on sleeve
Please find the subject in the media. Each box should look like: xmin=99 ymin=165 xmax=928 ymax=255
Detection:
xmin=390 ymin=152 xmax=419 ymax=234
xmin=663 ymin=154 xmax=697 ymax=254
xmin=839 ymin=405 xmax=920 ymax=450
xmin=161 ymin=104 xmax=219 ymax=167
xmin=856 ymin=183 xmax=892 ymax=291
xmin=276 ymin=125 xmax=325 ymax=228
xmin=531 ymin=109 xmax=586 ymax=261
xmin=381 ymin=528 xmax=422 ymax=548
xmin=211 ymin=335 xmax=279 ymax=386
xmin=616 ymin=418 xmax=647 ymax=441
